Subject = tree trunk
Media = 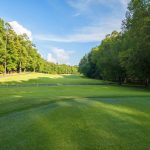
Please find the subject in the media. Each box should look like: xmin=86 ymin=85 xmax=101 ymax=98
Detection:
xmin=118 ymin=76 xmax=122 ymax=85
xmin=19 ymin=61 xmax=22 ymax=73
xmin=4 ymin=61 xmax=7 ymax=75
xmin=144 ymin=79 xmax=149 ymax=88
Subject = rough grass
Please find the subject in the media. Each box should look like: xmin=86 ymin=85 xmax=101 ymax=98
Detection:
xmin=0 ymin=74 xmax=150 ymax=150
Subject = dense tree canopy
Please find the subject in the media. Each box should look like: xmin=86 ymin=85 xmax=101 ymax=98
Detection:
xmin=0 ymin=18 xmax=78 ymax=74
xmin=79 ymin=0 xmax=150 ymax=86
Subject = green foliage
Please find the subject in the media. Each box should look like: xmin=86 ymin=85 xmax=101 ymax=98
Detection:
xmin=0 ymin=19 xmax=5 ymax=67
xmin=0 ymin=64 xmax=4 ymax=73
xmin=79 ymin=54 xmax=91 ymax=77
xmin=121 ymin=0 xmax=150 ymax=85
xmin=0 ymin=18 xmax=78 ymax=74
xmin=79 ymin=31 xmax=126 ymax=83
xmin=79 ymin=0 xmax=150 ymax=86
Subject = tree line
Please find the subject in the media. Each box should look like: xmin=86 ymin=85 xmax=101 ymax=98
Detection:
xmin=0 ymin=19 xmax=78 ymax=74
xmin=79 ymin=0 xmax=150 ymax=87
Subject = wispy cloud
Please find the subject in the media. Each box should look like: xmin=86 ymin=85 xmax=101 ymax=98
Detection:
xmin=47 ymin=47 xmax=74 ymax=64
xmin=9 ymin=21 xmax=32 ymax=40
xmin=68 ymin=0 xmax=130 ymax=19
xmin=68 ymin=0 xmax=130 ymax=13
xmin=34 ymin=18 xmax=121 ymax=43
xmin=47 ymin=53 xmax=57 ymax=63
xmin=73 ymin=13 xmax=81 ymax=17
xmin=34 ymin=0 xmax=129 ymax=43
xmin=120 ymin=0 xmax=130 ymax=8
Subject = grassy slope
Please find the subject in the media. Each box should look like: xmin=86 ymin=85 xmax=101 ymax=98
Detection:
xmin=0 ymin=73 xmax=105 ymax=85
xmin=0 ymin=73 xmax=150 ymax=150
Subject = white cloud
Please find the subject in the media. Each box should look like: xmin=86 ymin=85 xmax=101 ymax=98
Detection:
xmin=35 ymin=33 xmax=100 ymax=43
xmin=34 ymin=0 xmax=129 ymax=43
xmin=34 ymin=18 xmax=121 ymax=43
xmin=68 ymin=0 xmax=130 ymax=19
xmin=73 ymin=13 xmax=81 ymax=17
xmin=9 ymin=21 xmax=32 ymax=40
xmin=47 ymin=47 xmax=74 ymax=64
xmin=120 ymin=0 xmax=130 ymax=8
xmin=68 ymin=0 xmax=91 ymax=13
xmin=68 ymin=0 xmax=129 ymax=12
xmin=47 ymin=53 xmax=57 ymax=63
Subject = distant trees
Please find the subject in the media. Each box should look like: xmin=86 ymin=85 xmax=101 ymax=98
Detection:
xmin=0 ymin=19 xmax=5 ymax=73
xmin=0 ymin=18 xmax=78 ymax=75
xmin=79 ymin=0 xmax=150 ymax=87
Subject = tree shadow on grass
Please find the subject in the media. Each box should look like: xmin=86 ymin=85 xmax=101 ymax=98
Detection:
xmin=0 ymin=97 xmax=73 ymax=117
xmin=0 ymin=96 xmax=150 ymax=150
xmin=29 ymin=97 xmax=150 ymax=149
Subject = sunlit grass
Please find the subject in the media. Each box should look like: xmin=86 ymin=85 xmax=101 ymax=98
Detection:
xmin=0 ymin=73 xmax=104 ymax=85
xmin=0 ymin=74 xmax=150 ymax=150
xmin=0 ymin=73 xmax=63 ymax=82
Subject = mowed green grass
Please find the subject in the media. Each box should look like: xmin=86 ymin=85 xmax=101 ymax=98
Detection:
xmin=0 ymin=74 xmax=150 ymax=150
xmin=0 ymin=73 xmax=104 ymax=85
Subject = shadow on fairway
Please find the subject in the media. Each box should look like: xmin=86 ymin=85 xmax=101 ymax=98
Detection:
xmin=0 ymin=95 xmax=150 ymax=150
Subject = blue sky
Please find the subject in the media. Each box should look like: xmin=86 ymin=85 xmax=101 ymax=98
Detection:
xmin=0 ymin=0 xmax=129 ymax=65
